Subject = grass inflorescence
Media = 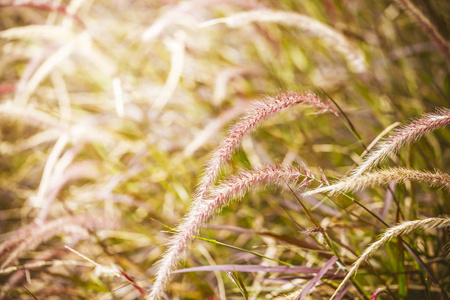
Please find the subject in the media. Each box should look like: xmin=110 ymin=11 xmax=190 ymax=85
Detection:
xmin=0 ymin=0 xmax=449 ymax=299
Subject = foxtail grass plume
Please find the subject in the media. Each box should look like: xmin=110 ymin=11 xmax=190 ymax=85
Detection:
xmin=0 ymin=215 xmax=116 ymax=269
xmin=304 ymin=167 xmax=450 ymax=197
xmin=330 ymin=217 xmax=450 ymax=300
xmin=196 ymin=91 xmax=335 ymax=199
xmin=141 ymin=0 xmax=262 ymax=40
xmin=200 ymin=9 xmax=367 ymax=73
xmin=351 ymin=108 xmax=450 ymax=177
xmin=394 ymin=0 xmax=450 ymax=68
xmin=148 ymin=165 xmax=313 ymax=300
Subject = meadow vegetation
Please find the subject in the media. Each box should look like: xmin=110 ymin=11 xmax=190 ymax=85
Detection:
xmin=0 ymin=0 xmax=449 ymax=299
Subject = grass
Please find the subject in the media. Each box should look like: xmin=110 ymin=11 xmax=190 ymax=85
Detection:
xmin=0 ymin=0 xmax=449 ymax=299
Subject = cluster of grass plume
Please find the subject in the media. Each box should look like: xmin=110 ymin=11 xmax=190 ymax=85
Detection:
xmin=0 ymin=0 xmax=449 ymax=299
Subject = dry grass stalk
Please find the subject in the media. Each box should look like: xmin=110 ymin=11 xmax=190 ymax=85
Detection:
xmin=304 ymin=167 xmax=450 ymax=196
xmin=330 ymin=217 xmax=450 ymax=300
xmin=0 ymin=103 xmax=124 ymax=147
xmin=0 ymin=1 xmax=85 ymax=26
xmin=37 ymin=161 xmax=100 ymax=222
xmin=196 ymin=91 xmax=334 ymax=200
xmin=0 ymin=215 xmax=116 ymax=269
xmin=0 ymin=260 xmax=92 ymax=276
xmin=0 ymin=247 xmax=69 ymax=296
xmin=394 ymin=0 xmax=450 ymax=68
xmin=141 ymin=0 xmax=262 ymax=40
xmin=151 ymin=31 xmax=186 ymax=113
xmin=64 ymin=245 xmax=121 ymax=278
xmin=148 ymin=165 xmax=313 ymax=300
xmin=14 ymin=34 xmax=86 ymax=106
xmin=0 ymin=24 xmax=73 ymax=41
xmin=31 ymin=133 xmax=69 ymax=209
xmin=0 ymin=102 xmax=65 ymax=129
xmin=200 ymin=9 xmax=367 ymax=73
xmin=351 ymin=108 xmax=450 ymax=177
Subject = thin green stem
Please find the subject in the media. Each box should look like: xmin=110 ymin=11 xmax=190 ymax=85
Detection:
xmin=285 ymin=181 xmax=370 ymax=300
xmin=321 ymin=88 xmax=367 ymax=150
xmin=193 ymin=235 xmax=293 ymax=267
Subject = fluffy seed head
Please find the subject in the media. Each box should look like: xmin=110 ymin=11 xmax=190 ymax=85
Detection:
xmin=196 ymin=91 xmax=334 ymax=199
xmin=330 ymin=217 xmax=450 ymax=300
xmin=304 ymin=167 xmax=450 ymax=197
xmin=200 ymin=9 xmax=367 ymax=73
xmin=148 ymin=165 xmax=313 ymax=300
xmin=0 ymin=215 xmax=117 ymax=269
xmin=351 ymin=108 xmax=450 ymax=177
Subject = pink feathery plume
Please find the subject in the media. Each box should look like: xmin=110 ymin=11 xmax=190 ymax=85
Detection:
xmin=148 ymin=165 xmax=313 ymax=299
xmin=196 ymin=91 xmax=335 ymax=200
xmin=351 ymin=108 xmax=450 ymax=177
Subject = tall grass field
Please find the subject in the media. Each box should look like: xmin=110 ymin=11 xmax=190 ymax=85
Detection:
xmin=0 ymin=0 xmax=449 ymax=299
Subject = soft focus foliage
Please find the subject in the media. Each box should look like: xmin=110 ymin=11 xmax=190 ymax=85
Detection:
xmin=0 ymin=0 xmax=449 ymax=299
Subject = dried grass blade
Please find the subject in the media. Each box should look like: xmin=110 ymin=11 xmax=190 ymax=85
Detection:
xmin=394 ymin=0 xmax=450 ymax=68
xmin=330 ymin=217 xmax=450 ymax=300
xmin=227 ymin=268 xmax=249 ymax=300
xmin=298 ymin=256 xmax=338 ymax=299
xmin=172 ymin=264 xmax=338 ymax=275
